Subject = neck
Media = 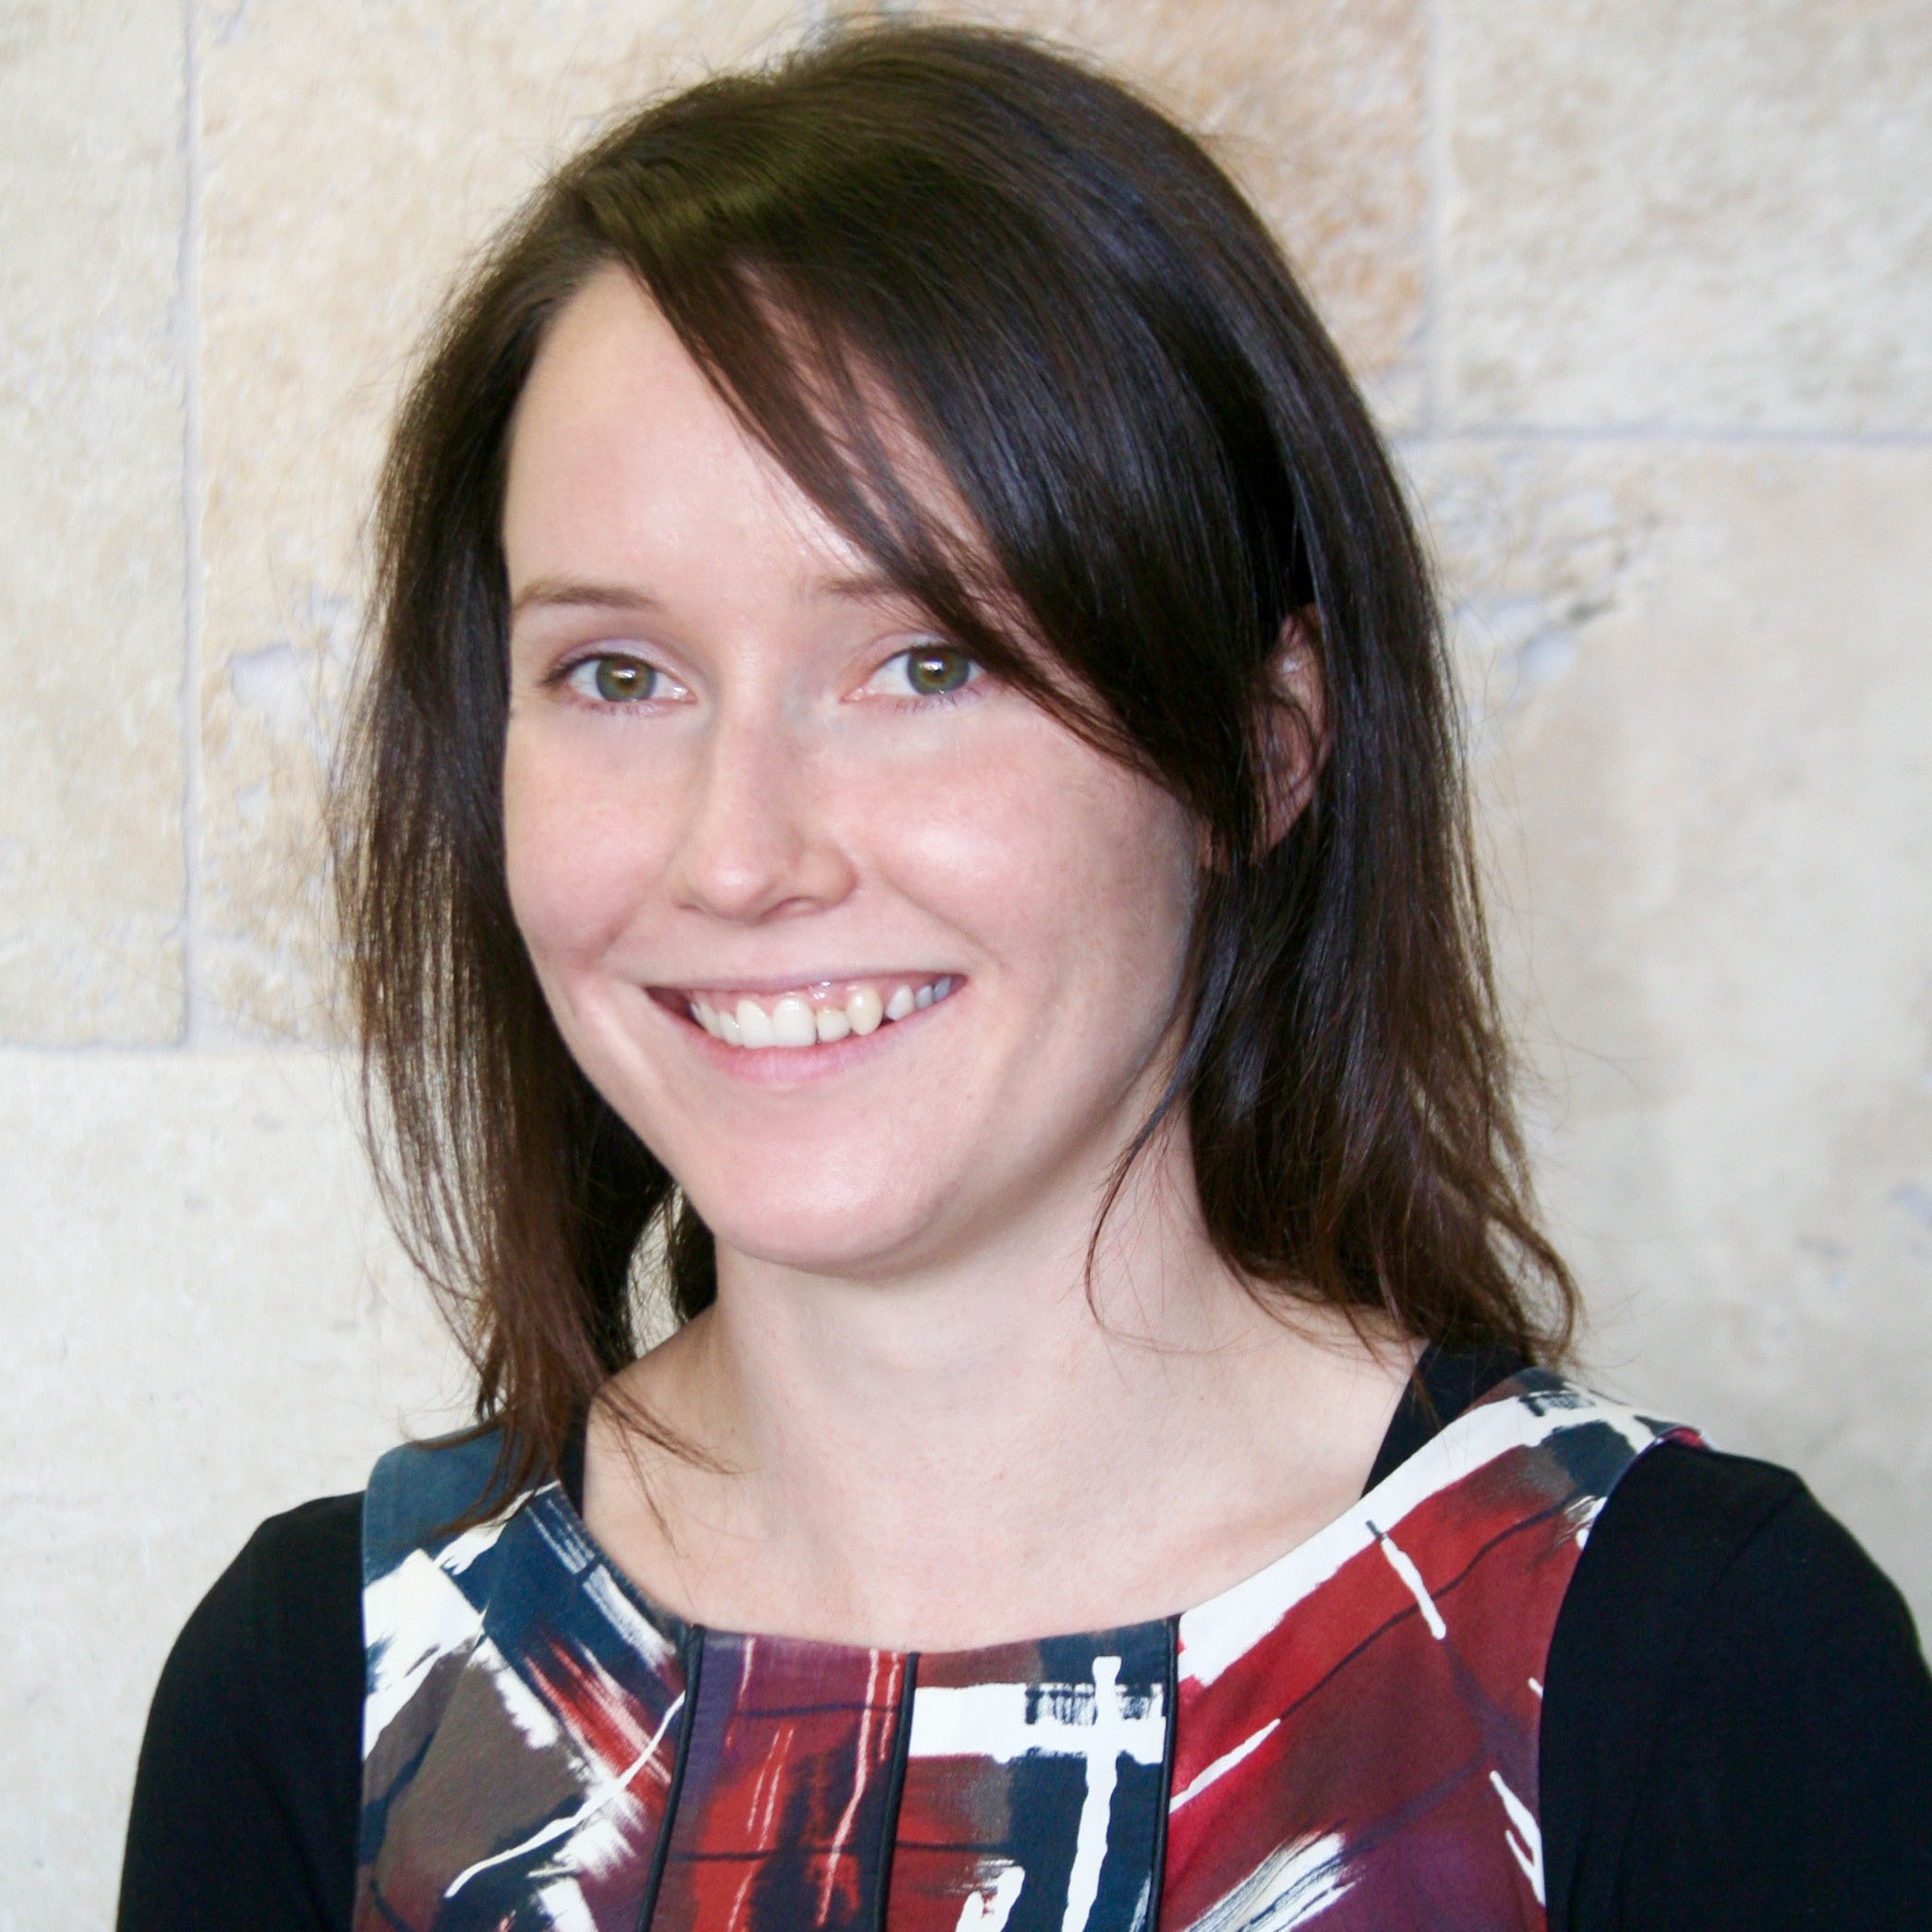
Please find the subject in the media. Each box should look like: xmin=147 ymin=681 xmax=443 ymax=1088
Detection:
xmin=594 ymin=1119 xmax=1414 ymax=1649
xmin=704 ymin=1128 xmax=1251 ymax=1477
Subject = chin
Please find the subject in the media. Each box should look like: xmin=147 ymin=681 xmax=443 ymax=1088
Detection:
xmin=705 ymin=1214 xmax=942 ymax=1285
xmin=679 ymin=1165 xmax=956 ymax=1284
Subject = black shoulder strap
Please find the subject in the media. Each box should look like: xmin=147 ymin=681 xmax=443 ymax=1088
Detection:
xmin=1363 ymin=1342 xmax=1526 ymax=1492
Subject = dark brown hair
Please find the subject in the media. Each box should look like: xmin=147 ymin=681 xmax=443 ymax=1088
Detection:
xmin=336 ymin=20 xmax=1575 ymax=1491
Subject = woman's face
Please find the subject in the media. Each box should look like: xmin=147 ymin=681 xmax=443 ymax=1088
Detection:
xmin=501 ymin=268 xmax=1201 ymax=1283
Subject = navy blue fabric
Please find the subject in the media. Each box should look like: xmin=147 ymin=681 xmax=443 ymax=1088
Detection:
xmin=361 ymin=1430 xmax=514 ymax=1582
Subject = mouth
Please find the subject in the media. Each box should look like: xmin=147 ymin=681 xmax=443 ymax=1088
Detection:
xmin=657 ymin=973 xmax=960 ymax=1051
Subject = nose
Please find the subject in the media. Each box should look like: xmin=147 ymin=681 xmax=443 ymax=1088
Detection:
xmin=661 ymin=704 xmax=858 ymax=924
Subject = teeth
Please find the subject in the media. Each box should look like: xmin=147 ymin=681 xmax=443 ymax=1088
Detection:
xmin=686 ymin=976 xmax=955 ymax=1050
xmin=770 ymin=994 xmax=817 ymax=1047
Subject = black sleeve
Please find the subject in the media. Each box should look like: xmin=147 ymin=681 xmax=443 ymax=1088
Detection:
xmin=117 ymin=1493 xmax=366 ymax=1932
xmin=1542 ymin=1442 xmax=1932 ymax=1932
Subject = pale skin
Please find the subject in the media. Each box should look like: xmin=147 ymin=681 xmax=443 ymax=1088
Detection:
xmin=500 ymin=266 xmax=1419 ymax=1653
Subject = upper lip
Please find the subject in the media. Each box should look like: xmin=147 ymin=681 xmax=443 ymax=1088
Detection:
xmin=650 ymin=970 xmax=958 ymax=997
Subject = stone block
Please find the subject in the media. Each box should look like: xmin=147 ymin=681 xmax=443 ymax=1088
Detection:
xmin=0 ymin=1048 xmax=464 ymax=1930
xmin=1443 ymin=0 xmax=1932 ymax=429
xmin=860 ymin=0 xmax=1430 ymax=422
xmin=195 ymin=0 xmax=806 ymax=1039
xmin=0 ymin=1 xmax=187 ymax=1044
xmin=1436 ymin=443 xmax=1932 ymax=1616
xmin=1405 ymin=437 xmax=1668 ymax=747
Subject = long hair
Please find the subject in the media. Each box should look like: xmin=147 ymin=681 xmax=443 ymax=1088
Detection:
xmin=335 ymin=21 xmax=1576 ymax=1492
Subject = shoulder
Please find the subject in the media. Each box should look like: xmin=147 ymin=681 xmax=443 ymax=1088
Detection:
xmin=363 ymin=1425 xmax=513 ymax=1576
xmin=120 ymin=1493 xmax=365 ymax=1932
xmin=1543 ymin=1439 xmax=1932 ymax=1932
xmin=151 ymin=1491 xmax=365 ymax=1742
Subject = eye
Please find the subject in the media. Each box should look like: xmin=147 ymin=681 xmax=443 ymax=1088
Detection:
xmin=561 ymin=653 xmax=680 ymax=705
xmin=872 ymin=642 xmax=981 ymax=700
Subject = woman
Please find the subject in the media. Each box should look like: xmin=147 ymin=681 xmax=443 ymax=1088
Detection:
xmin=119 ymin=22 xmax=1930 ymax=1932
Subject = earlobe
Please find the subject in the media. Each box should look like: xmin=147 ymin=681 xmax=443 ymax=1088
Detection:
xmin=1261 ymin=612 xmax=1328 ymax=851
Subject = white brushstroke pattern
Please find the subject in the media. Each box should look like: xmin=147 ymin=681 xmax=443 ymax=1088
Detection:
xmin=1488 ymin=1769 xmax=1545 ymax=1904
xmin=1171 ymin=1719 xmax=1281 ymax=1811
xmin=490 ymin=1639 xmax=570 ymax=1752
xmin=1570 ymin=1492 xmax=1606 ymax=1550
xmin=908 ymin=1675 xmax=1164 ymax=1766
xmin=532 ymin=1876 xmax=597 ymax=1932
xmin=955 ymin=1864 xmax=1026 ymax=1929
xmin=581 ymin=1564 xmax=678 ymax=1669
xmin=361 ymin=1551 xmax=487 ymax=1755
xmin=437 ymin=1508 xmax=516 ymax=1576
xmin=528 ymin=1484 xmax=603 ymax=1575
xmin=441 ymin=1689 xmax=684 ymax=1898
xmin=1368 ymin=1523 xmax=1447 ymax=1640
xmin=1060 ymin=1657 xmax=1128 ymax=1932
xmin=1178 ymin=1831 xmax=1354 ymax=1931
xmin=819 ymin=1653 xmax=885 ymax=1919
xmin=1180 ymin=1385 xmax=1666 ymax=1686
xmin=911 ymin=1660 xmax=1164 ymax=1932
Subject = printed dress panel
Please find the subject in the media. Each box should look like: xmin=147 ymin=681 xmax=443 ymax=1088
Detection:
xmin=356 ymin=1372 xmax=1690 ymax=1932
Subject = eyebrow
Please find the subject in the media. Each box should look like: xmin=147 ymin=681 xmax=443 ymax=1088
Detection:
xmin=509 ymin=578 xmax=665 ymax=621
xmin=508 ymin=568 xmax=913 ymax=622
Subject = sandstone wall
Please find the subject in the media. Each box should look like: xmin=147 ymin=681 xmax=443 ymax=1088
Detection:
xmin=3 ymin=3 xmax=1927 ymax=1919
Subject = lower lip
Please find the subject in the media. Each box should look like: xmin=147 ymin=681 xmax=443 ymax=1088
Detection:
xmin=658 ymin=987 xmax=962 ymax=1085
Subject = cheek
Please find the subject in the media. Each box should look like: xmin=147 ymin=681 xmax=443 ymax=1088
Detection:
xmin=907 ymin=729 xmax=1199 ymax=1014
xmin=501 ymin=723 xmax=668 ymax=969
xmin=1059 ymin=776 xmax=1200 ymax=1017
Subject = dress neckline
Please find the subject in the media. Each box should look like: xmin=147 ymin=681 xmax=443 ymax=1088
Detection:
xmin=528 ymin=1343 xmax=1527 ymax=1666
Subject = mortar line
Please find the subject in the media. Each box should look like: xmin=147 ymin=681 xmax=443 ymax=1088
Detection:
xmin=1422 ymin=0 xmax=1447 ymax=435
xmin=1391 ymin=423 xmax=1932 ymax=453
xmin=178 ymin=0 xmax=205 ymax=1047
xmin=0 ymin=1039 xmax=341 ymax=1062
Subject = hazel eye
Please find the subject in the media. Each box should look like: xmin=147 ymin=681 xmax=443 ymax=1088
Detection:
xmin=878 ymin=643 xmax=980 ymax=699
xmin=562 ymin=653 xmax=672 ymax=704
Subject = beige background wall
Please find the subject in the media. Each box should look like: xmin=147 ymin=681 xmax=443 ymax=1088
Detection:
xmin=3 ymin=1 xmax=1927 ymax=1919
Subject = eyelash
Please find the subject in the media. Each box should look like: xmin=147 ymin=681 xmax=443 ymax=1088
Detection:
xmin=547 ymin=652 xmax=679 ymax=707
xmin=868 ymin=644 xmax=984 ymax=707
xmin=543 ymin=643 xmax=985 ymax=710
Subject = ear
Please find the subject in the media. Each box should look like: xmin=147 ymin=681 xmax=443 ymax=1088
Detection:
xmin=1259 ymin=612 xmax=1328 ymax=851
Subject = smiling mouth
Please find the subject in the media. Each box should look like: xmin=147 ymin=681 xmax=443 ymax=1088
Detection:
xmin=666 ymin=975 xmax=960 ymax=1050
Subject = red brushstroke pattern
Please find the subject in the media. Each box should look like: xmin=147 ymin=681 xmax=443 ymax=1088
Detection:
xmin=357 ymin=1380 xmax=1688 ymax=1932
xmin=1162 ymin=1407 xmax=1697 ymax=1930
xmin=650 ymin=1634 xmax=908 ymax=1932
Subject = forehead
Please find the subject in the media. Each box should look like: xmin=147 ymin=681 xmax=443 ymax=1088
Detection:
xmin=502 ymin=266 xmax=866 ymax=595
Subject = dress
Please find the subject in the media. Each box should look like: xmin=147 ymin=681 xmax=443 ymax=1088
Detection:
xmin=358 ymin=1366 xmax=1671 ymax=1931
xmin=118 ymin=1350 xmax=1932 ymax=1932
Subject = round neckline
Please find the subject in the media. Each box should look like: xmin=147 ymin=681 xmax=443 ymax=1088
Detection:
xmin=535 ymin=1360 xmax=1537 ymax=1667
